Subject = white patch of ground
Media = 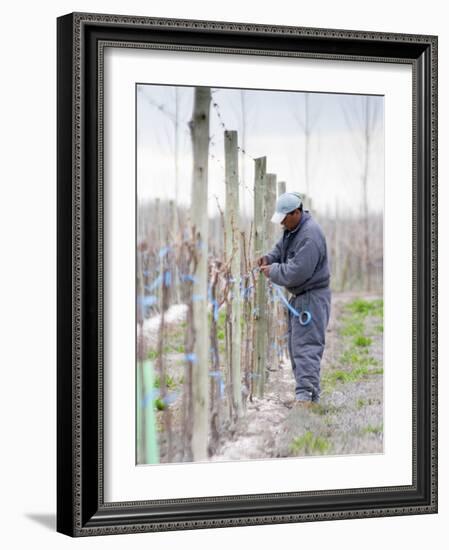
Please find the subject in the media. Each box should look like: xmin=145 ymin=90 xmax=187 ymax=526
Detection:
xmin=138 ymin=303 xmax=187 ymax=348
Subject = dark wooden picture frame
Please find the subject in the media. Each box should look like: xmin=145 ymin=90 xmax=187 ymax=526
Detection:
xmin=57 ymin=12 xmax=438 ymax=537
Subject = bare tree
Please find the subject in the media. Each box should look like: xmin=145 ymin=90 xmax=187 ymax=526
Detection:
xmin=294 ymin=93 xmax=320 ymax=201
xmin=341 ymin=95 xmax=381 ymax=291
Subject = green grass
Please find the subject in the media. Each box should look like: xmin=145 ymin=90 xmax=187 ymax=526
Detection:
xmin=362 ymin=424 xmax=383 ymax=435
xmin=339 ymin=349 xmax=379 ymax=368
xmin=320 ymin=297 xmax=385 ymax=393
xmin=339 ymin=299 xmax=382 ymax=349
xmin=217 ymin=309 xmax=226 ymax=325
xmin=344 ymin=298 xmax=383 ymax=318
xmin=163 ymin=342 xmax=185 ymax=354
xmin=154 ymin=373 xmax=177 ymax=390
xmin=289 ymin=431 xmax=331 ymax=455
xmin=147 ymin=341 xmax=185 ymax=359
xmin=340 ymin=316 xmax=365 ymax=337
xmin=327 ymin=366 xmax=371 ymax=384
xmin=324 ymin=364 xmax=383 ymax=388
xmin=369 ymin=367 xmax=384 ymax=375
xmin=154 ymin=397 xmax=166 ymax=411
xmin=356 ymin=398 xmax=366 ymax=409
xmin=354 ymin=335 xmax=372 ymax=347
xmin=215 ymin=309 xmax=227 ymax=340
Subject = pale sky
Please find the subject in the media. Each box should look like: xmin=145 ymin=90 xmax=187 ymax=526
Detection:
xmin=136 ymin=84 xmax=384 ymax=218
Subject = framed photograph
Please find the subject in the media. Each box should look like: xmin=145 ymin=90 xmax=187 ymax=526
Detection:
xmin=57 ymin=12 xmax=438 ymax=536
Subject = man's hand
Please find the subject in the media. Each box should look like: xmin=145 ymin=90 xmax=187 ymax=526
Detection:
xmin=257 ymin=256 xmax=268 ymax=267
xmin=260 ymin=264 xmax=270 ymax=278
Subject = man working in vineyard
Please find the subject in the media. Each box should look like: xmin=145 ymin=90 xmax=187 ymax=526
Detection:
xmin=257 ymin=192 xmax=331 ymax=408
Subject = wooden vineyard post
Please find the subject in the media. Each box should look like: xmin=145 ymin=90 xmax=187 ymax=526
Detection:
xmin=208 ymin=262 xmax=222 ymax=455
xmin=277 ymin=180 xmax=286 ymax=197
xmin=265 ymin=173 xmax=277 ymax=370
xmin=156 ymin=254 xmax=173 ymax=461
xmin=241 ymin=226 xmax=253 ymax=405
xmin=276 ymin=182 xmax=286 ymax=245
xmin=224 ymin=130 xmax=243 ymax=419
xmin=189 ymin=87 xmax=211 ymax=461
xmin=276 ymin=181 xmax=286 ymax=235
xmin=275 ymin=179 xmax=288 ymax=364
xmin=253 ymin=157 xmax=268 ymax=398
xmin=265 ymin=174 xmax=277 ymax=249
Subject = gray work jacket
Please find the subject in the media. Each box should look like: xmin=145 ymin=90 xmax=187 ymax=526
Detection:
xmin=264 ymin=210 xmax=330 ymax=296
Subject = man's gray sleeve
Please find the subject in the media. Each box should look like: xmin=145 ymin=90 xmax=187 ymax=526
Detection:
xmin=264 ymin=236 xmax=283 ymax=264
xmin=268 ymin=238 xmax=320 ymax=287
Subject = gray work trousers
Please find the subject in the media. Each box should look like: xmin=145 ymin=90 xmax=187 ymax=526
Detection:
xmin=287 ymin=287 xmax=331 ymax=402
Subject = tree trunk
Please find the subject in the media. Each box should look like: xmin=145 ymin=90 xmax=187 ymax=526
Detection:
xmin=304 ymin=93 xmax=310 ymax=198
xmin=362 ymin=97 xmax=372 ymax=292
xmin=334 ymin=199 xmax=340 ymax=291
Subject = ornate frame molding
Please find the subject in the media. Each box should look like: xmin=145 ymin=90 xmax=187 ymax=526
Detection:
xmin=57 ymin=12 xmax=437 ymax=537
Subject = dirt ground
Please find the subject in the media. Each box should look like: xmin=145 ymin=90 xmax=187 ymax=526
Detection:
xmin=141 ymin=291 xmax=383 ymax=463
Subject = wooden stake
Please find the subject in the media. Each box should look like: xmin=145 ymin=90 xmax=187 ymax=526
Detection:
xmin=253 ymin=157 xmax=267 ymax=398
xmin=264 ymin=173 xmax=277 ymax=371
xmin=189 ymin=87 xmax=211 ymax=461
xmin=224 ymin=130 xmax=243 ymax=419
xmin=277 ymin=180 xmax=286 ymax=197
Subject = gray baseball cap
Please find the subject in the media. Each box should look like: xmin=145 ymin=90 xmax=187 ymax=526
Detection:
xmin=270 ymin=192 xmax=303 ymax=224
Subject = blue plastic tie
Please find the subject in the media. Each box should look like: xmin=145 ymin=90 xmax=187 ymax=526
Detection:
xmin=146 ymin=274 xmax=163 ymax=292
xmin=211 ymin=299 xmax=219 ymax=321
xmin=164 ymin=271 xmax=172 ymax=287
xmin=159 ymin=246 xmax=171 ymax=258
xmin=272 ymin=284 xmax=300 ymax=317
xmin=162 ymin=390 xmax=179 ymax=405
xmin=208 ymin=371 xmax=222 ymax=379
xmin=142 ymin=388 xmax=160 ymax=407
xmin=179 ymin=273 xmax=196 ymax=283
